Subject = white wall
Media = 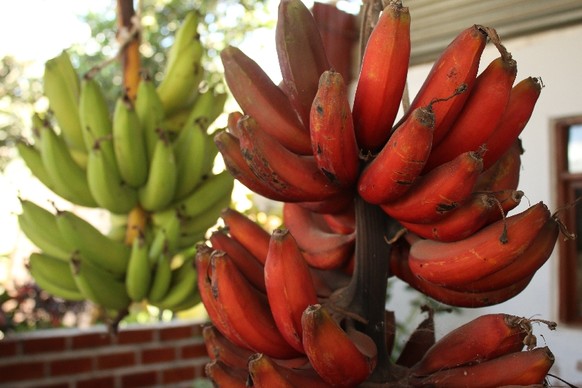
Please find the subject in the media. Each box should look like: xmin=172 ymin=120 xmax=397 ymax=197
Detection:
xmin=391 ymin=23 xmax=582 ymax=384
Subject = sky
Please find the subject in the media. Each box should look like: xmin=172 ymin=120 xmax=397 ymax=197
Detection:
xmin=0 ymin=1 xmax=112 ymax=64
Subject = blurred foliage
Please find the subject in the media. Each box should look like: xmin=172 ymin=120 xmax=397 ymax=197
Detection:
xmin=0 ymin=282 xmax=87 ymax=335
xmin=0 ymin=0 xmax=272 ymax=170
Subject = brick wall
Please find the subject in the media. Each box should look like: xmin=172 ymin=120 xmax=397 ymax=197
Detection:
xmin=0 ymin=319 xmax=211 ymax=387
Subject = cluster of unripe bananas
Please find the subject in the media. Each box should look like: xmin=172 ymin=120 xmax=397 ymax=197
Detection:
xmin=200 ymin=0 xmax=567 ymax=386
xmin=17 ymin=11 xmax=233 ymax=316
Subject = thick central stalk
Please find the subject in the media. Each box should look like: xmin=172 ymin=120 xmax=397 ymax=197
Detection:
xmin=334 ymin=195 xmax=403 ymax=383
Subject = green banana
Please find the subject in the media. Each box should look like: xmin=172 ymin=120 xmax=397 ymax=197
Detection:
xmin=38 ymin=125 xmax=97 ymax=207
xmin=156 ymin=11 xmax=204 ymax=115
xmin=147 ymin=253 xmax=173 ymax=303
xmin=16 ymin=140 xmax=57 ymax=192
xmin=148 ymin=212 xmax=181 ymax=262
xmin=70 ymin=252 xmax=132 ymax=311
xmin=201 ymin=128 xmax=221 ymax=177
xmin=112 ymin=95 xmax=149 ymax=188
xmin=172 ymin=123 xmax=207 ymax=201
xmin=135 ymin=76 xmax=165 ymax=161
xmin=176 ymin=189 xmax=231 ymax=249
xmin=86 ymin=139 xmax=138 ymax=214
xmin=42 ymin=50 xmax=85 ymax=152
xmin=18 ymin=199 xmax=74 ymax=261
xmin=126 ymin=234 xmax=152 ymax=302
xmin=79 ymin=76 xmax=112 ymax=151
xmin=151 ymin=256 xmax=198 ymax=311
xmin=173 ymin=170 xmax=234 ymax=218
xmin=138 ymin=130 xmax=177 ymax=211
xmin=56 ymin=210 xmax=130 ymax=276
xmin=28 ymin=252 xmax=84 ymax=301
xmin=183 ymin=87 xmax=227 ymax=131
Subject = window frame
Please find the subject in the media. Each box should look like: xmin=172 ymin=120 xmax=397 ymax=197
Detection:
xmin=555 ymin=115 xmax=582 ymax=325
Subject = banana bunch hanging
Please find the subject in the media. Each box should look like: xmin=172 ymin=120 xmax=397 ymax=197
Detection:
xmin=17 ymin=11 xmax=233 ymax=318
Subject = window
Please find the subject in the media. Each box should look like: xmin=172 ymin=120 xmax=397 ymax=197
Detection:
xmin=556 ymin=116 xmax=582 ymax=324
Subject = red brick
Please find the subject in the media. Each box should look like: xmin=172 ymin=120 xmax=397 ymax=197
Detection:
xmin=120 ymin=370 xmax=158 ymax=386
xmin=76 ymin=375 xmax=116 ymax=388
xmin=179 ymin=343 xmax=208 ymax=360
xmin=159 ymin=325 xmax=194 ymax=341
xmin=142 ymin=346 xmax=176 ymax=364
xmin=162 ymin=365 xmax=196 ymax=384
xmin=0 ymin=361 xmax=45 ymax=382
xmin=194 ymin=363 xmax=208 ymax=379
xmin=0 ymin=340 xmax=18 ymax=357
xmin=22 ymin=336 xmax=67 ymax=354
xmin=96 ymin=351 xmax=136 ymax=370
xmin=71 ymin=332 xmax=113 ymax=349
xmin=49 ymin=356 xmax=93 ymax=376
xmin=36 ymin=382 xmax=70 ymax=388
xmin=116 ymin=327 xmax=155 ymax=344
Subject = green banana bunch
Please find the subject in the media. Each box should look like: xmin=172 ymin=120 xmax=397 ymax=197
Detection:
xmin=28 ymin=252 xmax=84 ymax=301
xmin=20 ymin=9 xmax=236 ymax=316
xmin=42 ymin=50 xmax=85 ymax=152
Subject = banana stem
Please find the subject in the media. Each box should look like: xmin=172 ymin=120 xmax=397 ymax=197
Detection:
xmin=332 ymin=195 xmax=405 ymax=383
xmin=116 ymin=0 xmax=141 ymax=101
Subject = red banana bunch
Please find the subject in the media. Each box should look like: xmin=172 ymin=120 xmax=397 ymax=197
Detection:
xmin=201 ymin=0 xmax=566 ymax=385
xmin=408 ymin=314 xmax=556 ymax=387
xmin=197 ymin=208 xmax=373 ymax=386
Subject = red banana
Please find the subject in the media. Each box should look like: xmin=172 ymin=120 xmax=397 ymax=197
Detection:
xmin=237 ymin=115 xmax=340 ymax=202
xmin=411 ymin=313 xmax=528 ymax=376
xmin=302 ymin=304 xmax=377 ymax=387
xmin=210 ymin=250 xmax=301 ymax=359
xmin=352 ymin=1 xmax=411 ymax=151
xmin=214 ymin=130 xmax=291 ymax=202
xmin=380 ymin=150 xmax=484 ymax=224
xmin=408 ymin=202 xmax=551 ymax=287
xmin=283 ymin=203 xmax=355 ymax=270
xmin=203 ymin=324 xmax=254 ymax=370
xmin=424 ymin=52 xmax=518 ymax=171
xmin=454 ymin=216 xmax=559 ymax=293
xmin=220 ymin=45 xmax=311 ymax=154
xmin=220 ymin=207 xmax=271 ymax=265
xmin=196 ymin=245 xmax=249 ymax=349
xmin=311 ymin=2 xmax=358 ymax=85
xmin=358 ymin=105 xmax=435 ymax=204
xmin=398 ymin=25 xmax=487 ymax=145
xmin=265 ymin=228 xmax=319 ymax=353
xmin=276 ymin=0 xmax=330 ymax=127
xmin=310 ymin=70 xmax=360 ymax=187
xmin=247 ymin=353 xmax=332 ymax=388
xmin=475 ymin=139 xmax=522 ymax=192
xmin=209 ymin=229 xmax=266 ymax=293
xmin=390 ymin=244 xmax=533 ymax=308
xmin=204 ymin=359 xmax=248 ymax=388
xmin=410 ymin=347 xmax=554 ymax=387
xmin=482 ymin=76 xmax=543 ymax=169
xmin=400 ymin=190 xmax=522 ymax=242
